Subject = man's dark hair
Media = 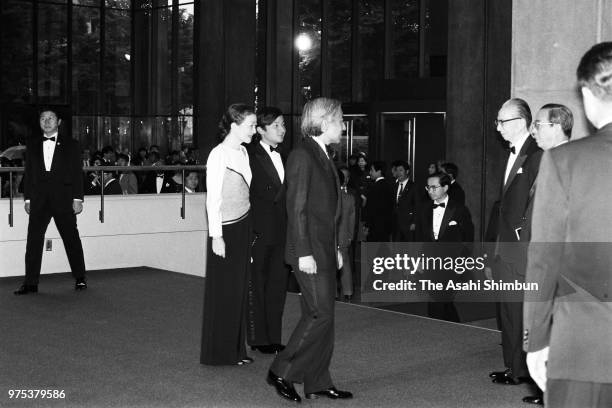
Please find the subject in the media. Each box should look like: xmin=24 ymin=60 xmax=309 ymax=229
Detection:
xmin=102 ymin=146 xmax=115 ymax=155
xmin=392 ymin=160 xmax=410 ymax=172
xmin=38 ymin=107 xmax=61 ymax=121
xmin=577 ymin=42 xmax=612 ymax=101
xmin=441 ymin=162 xmax=459 ymax=179
xmin=541 ymin=103 xmax=574 ymax=138
xmin=428 ymin=171 xmax=452 ymax=187
xmin=370 ymin=160 xmax=386 ymax=175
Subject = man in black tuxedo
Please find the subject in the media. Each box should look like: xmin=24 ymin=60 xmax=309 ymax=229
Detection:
xmin=486 ymin=98 xmax=542 ymax=385
xmin=440 ymin=162 xmax=465 ymax=205
xmin=415 ymin=172 xmax=473 ymax=321
xmin=15 ymin=109 xmax=87 ymax=295
xmin=267 ymin=97 xmax=352 ymax=403
xmin=392 ymin=160 xmax=418 ymax=241
xmin=363 ymin=160 xmax=394 ymax=242
xmin=247 ymin=107 xmax=290 ymax=355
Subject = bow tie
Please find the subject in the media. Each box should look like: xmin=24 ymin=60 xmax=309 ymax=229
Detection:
xmin=432 ymin=202 xmax=446 ymax=209
xmin=43 ymin=136 xmax=56 ymax=142
xmin=269 ymin=145 xmax=279 ymax=153
xmin=508 ymin=145 xmax=516 ymax=154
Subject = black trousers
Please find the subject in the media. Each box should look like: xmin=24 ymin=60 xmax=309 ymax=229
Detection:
xmin=24 ymin=200 xmax=86 ymax=285
xmin=200 ymin=215 xmax=251 ymax=365
xmin=247 ymin=241 xmax=289 ymax=346
xmin=270 ymin=266 xmax=335 ymax=394
xmin=494 ymin=258 xmax=528 ymax=378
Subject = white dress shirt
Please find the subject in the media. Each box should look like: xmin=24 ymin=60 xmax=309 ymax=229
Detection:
xmin=504 ymin=132 xmax=529 ymax=185
xmin=396 ymin=179 xmax=408 ymax=203
xmin=260 ymin=140 xmax=284 ymax=182
xmin=432 ymin=195 xmax=449 ymax=240
xmin=43 ymin=132 xmax=58 ymax=171
xmin=312 ymin=136 xmax=329 ymax=159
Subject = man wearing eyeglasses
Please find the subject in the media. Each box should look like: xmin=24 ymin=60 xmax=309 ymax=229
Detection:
xmin=415 ymin=171 xmax=473 ymax=322
xmin=486 ymin=98 xmax=543 ymax=388
xmin=523 ymin=42 xmax=612 ymax=408
xmin=514 ymin=103 xmax=573 ymax=405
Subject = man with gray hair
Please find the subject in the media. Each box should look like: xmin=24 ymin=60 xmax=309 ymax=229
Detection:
xmin=487 ymin=98 xmax=542 ymax=386
xmin=523 ymin=42 xmax=612 ymax=408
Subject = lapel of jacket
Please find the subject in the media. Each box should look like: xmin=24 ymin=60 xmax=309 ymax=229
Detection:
xmin=255 ymin=142 xmax=282 ymax=188
xmin=437 ymin=198 xmax=456 ymax=241
xmin=49 ymin=136 xmax=64 ymax=172
xmin=503 ymin=137 xmax=534 ymax=196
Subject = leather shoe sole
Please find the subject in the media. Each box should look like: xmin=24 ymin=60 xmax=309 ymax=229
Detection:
xmin=75 ymin=280 xmax=87 ymax=291
xmin=250 ymin=345 xmax=277 ymax=354
xmin=523 ymin=395 xmax=544 ymax=405
xmin=305 ymin=387 xmax=353 ymax=400
xmin=266 ymin=370 xmax=301 ymax=403
xmin=14 ymin=285 xmax=38 ymax=295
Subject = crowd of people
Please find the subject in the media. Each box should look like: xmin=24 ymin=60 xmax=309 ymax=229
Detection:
xmin=9 ymin=41 xmax=612 ymax=408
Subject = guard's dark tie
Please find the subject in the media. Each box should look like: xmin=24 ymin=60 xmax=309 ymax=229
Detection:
xmin=508 ymin=145 xmax=516 ymax=154
xmin=432 ymin=202 xmax=446 ymax=209
xmin=269 ymin=145 xmax=279 ymax=153
xmin=43 ymin=136 xmax=56 ymax=142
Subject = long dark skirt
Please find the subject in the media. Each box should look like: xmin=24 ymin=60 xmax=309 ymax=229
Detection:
xmin=200 ymin=214 xmax=251 ymax=365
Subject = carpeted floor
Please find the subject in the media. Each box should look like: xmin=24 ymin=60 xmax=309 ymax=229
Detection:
xmin=1 ymin=268 xmax=539 ymax=408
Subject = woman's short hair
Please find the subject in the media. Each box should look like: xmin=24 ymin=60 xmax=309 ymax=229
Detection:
xmin=218 ymin=103 xmax=255 ymax=142
xmin=300 ymin=97 xmax=342 ymax=138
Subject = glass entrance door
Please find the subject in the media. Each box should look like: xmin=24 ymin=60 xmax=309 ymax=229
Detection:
xmin=338 ymin=114 xmax=369 ymax=166
xmin=380 ymin=112 xmax=445 ymax=186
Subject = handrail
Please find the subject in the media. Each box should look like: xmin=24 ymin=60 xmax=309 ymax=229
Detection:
xmin=0 ymin=165 xmax=207 ymax=227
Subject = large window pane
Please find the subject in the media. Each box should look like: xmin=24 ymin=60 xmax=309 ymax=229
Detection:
xmin=106 ymin=0 xmax=130 ymax=9
xmin=73 ymin=6 xmax=101 ymax=114
xmin=356 ymin=0 xmax=383 ymax=101
xmin=73 ymin=115 xmax=99 ymax=154
xmin=102 ymin=116 xmax=131 ymax=153
xmin=73 ymin=0 xmax=99 ymax=5
xmin=177 ymin=3 xmax=193 ymax=114
xmin=296 ymin=0 xmax=321 ymax=108
xmin=390 ymin=0 xmax=419 ymax=79
xmin=38 ymin=3 xmax=68 ymax=104
xmin=328 ymin=0 xmax=351 ymax=102
xmin=104 ymin=8 xmax=131 ymax=114
xmin=0 ymin=1 xmax=34 ymax=103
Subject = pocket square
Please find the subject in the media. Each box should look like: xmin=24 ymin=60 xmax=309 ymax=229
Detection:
xmin=517 ymin=167 xmax=524 ymax=174
xmin=448 ymin=220 xmax=458 ymax=226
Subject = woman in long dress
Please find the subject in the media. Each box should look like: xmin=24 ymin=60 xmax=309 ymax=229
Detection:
xmin=200 ymin=103 xmax=257 ymax=365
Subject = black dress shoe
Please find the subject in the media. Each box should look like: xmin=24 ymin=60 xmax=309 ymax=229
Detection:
xmin=250 ymin=345 xmax=277 ymax=354
xmin=266 ymin=370 xmax=301 ymax=403
xmin=492 ymin=375 xmax=522 ymax=385
xmin=75 ymin=279 xmax=87 ymax=291
xmin=14 ymin=284 xmax=38 ymax=295
xmin=236 ymin=356 xmax=254 ymax=365
xmin=523 ymin=395 xmax=544 ymax=405
xmin=489 ymin=369 xmax=511 ymax=379
xmin=305 ymin=387 xmax=353 ymax=400
xmin=343 ymin=295 xmax=353 ymax=302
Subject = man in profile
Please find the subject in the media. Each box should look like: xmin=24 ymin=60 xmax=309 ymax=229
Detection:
xmin=524 ymin=42 xmax=612 ymax=408
xmin=267 ymin=97 xmax=352 ymax=403
xmin=518 ymin=103 xmax=572 ymax=405
xmin=487 ymin=98 xmax=542 ymax=385
xmin=15 ymin=108 xmax=87 ymax=295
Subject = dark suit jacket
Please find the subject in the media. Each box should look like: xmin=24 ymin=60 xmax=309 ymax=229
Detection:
xmin=393 ymin=179 xmax=418 ymax=240
xmin=448 ymin=181 xmax=465 ymax=206
xmin=486 ymin=136 xmax=542 ymax=266
xmin=24 ymin=134 xmax=84 ymax=212
xmin=285 ymin=137 xmax=340 ymax=271
xmin=415 ymin=197 xmax=474 ymax=245
xmin=363 ymin=178 xmax=394 ymax=241
xmin=338 ymin=188 xmax=356 ymax=248
xmin=247 ymin=142 xmax=287 ymax=245
xmin=524 ymin=123 xmax=612 ymax=383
